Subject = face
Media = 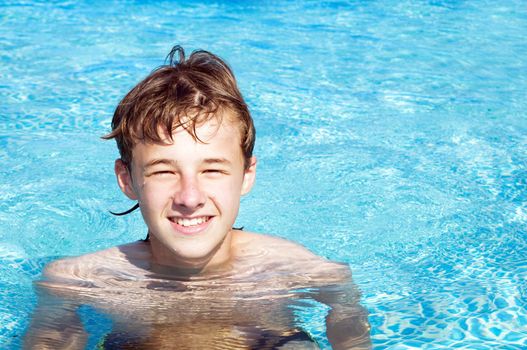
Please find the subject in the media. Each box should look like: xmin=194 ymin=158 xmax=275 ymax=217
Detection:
xmin=115 ymin=115 xmax=256 ymax=270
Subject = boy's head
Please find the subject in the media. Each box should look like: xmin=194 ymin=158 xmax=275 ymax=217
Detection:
xmin=104 ymin=46 xmax=257 ymax=269
xmin=103 ymin=46 xmax=255 ymax=170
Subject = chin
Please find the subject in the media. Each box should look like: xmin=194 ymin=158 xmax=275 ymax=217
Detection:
xmin=172 ymin=242 xmax=220 ymax=260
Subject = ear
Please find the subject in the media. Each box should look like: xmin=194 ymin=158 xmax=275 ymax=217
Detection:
xmin=241 ymin=156 xmax=257 ymax=195
xmin=115 ymin=159 xmax=138 ymax=200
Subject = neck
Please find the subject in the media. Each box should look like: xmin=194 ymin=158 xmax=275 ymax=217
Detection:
xmin=147 ymin=230 xmax=234 ymax=274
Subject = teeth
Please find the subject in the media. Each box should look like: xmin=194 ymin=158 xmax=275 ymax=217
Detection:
xmin=175 ymin=216 xmax=208 ymax=227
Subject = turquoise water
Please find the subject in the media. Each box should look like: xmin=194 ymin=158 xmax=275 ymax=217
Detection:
xmin=1 ymin=0 xmax=526 ymax=348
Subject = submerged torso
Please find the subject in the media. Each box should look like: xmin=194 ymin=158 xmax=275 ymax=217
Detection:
xmin=34 ymin=231 xmax=356 ymax=349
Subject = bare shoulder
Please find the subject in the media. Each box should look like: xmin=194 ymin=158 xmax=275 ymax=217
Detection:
xmin=235 ymin=230 xmax=335 ymax=260
xmin=42 ymin=241 xmax=149 ymax=283
xmin=234 ymin=231 xmax=351 ymax=283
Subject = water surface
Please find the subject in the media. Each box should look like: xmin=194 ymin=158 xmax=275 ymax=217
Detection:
xmin=1 ymin=0 xmax=526 ymax=348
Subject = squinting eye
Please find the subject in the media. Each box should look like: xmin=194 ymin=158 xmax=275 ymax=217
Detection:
xmin=153 ymin=171 xmax=174 ymax=176
xmin=204 ymin=169 xmax=225 ymax=175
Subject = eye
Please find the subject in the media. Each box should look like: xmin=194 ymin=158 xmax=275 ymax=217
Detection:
xmin=152 ymin=170 xmax=175 ymax=176
xmin=203 ymin=169 xmax=227 ymax=175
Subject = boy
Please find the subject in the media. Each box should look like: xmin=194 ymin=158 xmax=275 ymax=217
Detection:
xmin=24 ymin=46 xmax=371 ymax=349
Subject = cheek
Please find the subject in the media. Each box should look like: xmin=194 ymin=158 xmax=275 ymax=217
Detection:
xmin=206 ymin=178 xmax=244 ymax=205
xmin=139 ymin=182 xmax=174 ymax=210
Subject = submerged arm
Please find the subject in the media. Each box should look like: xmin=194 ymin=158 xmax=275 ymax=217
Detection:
xmin=24 ymin=263 xmax=88 ymax=350
xmin=325 ymin=299 xmax=371 ymax=350
xmin=313 ymin=269 xmax=372 ymax=349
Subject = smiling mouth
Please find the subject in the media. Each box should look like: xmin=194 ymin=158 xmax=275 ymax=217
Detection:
xmin=169 ymin=216 xmax=212 ymax=227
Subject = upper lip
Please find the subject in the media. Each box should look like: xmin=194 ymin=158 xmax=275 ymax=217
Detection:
xmin=168 ymin=215 xmax=212 ymax=219
xmin=168 ymin=215 xmax=213 ymax=222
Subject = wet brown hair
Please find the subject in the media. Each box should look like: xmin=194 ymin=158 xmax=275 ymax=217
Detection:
xmin=102 ymin=45 xmax=255 ymax=169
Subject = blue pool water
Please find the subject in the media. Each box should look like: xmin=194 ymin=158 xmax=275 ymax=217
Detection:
xmin=1 ymin=0 xmax=526 ymax=348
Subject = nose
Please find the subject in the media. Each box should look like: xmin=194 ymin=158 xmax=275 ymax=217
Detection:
xmin=172 ymin=174 xmax=206 ymax=211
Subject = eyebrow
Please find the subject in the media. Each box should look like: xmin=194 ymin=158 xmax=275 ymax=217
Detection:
xmin=144 ymin=158 xmax=177 ymax=169
xmin=203 ymin=158 xmax=232 ymax=165
xmin=143 ymin=157 xmax=232 ymax=169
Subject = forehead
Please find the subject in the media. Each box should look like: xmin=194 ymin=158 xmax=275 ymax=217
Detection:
xmin=170 ymin=115 xmax=241 ymax=144
xmin=131 ymin=116 xmax=243 ymax=165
